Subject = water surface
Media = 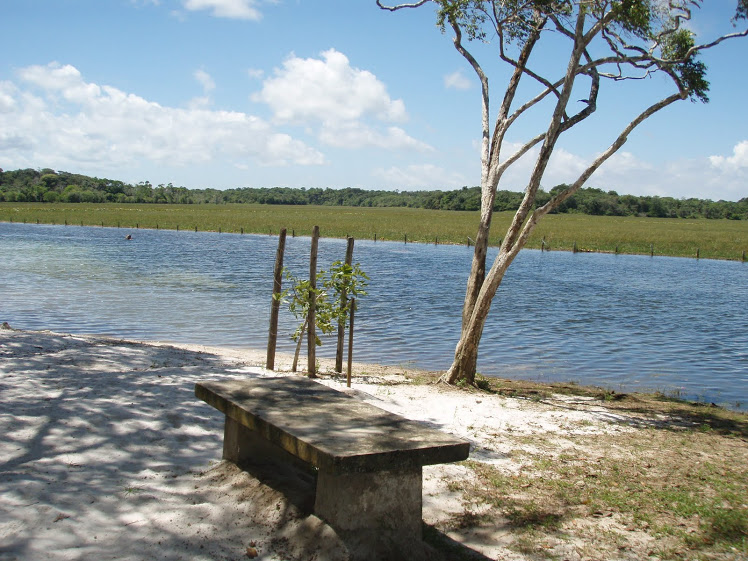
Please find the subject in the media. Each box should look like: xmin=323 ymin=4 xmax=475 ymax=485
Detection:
xmin=1 ymin=222 xmax=746 ymax=408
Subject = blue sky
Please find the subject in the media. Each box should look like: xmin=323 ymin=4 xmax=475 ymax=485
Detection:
xmin=1 ymin=0 xmax=746 ymax=201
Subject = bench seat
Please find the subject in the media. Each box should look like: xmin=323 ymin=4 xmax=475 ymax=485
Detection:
xmin=195 ymin=377 xmax=470 ymax=560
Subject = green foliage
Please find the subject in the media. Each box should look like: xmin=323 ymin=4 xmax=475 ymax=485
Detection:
xmin=2 ymin=169 xmax=745 ymax=219
xmin=661 ymin=28 xmax=710 ymax=102
xmin=736 ymin=0 xmax=748 ymax=22
xmin=609 ymin=0 xmax=652 ymax=37
xmin=280 ymin=261 xmax=369 ymax=345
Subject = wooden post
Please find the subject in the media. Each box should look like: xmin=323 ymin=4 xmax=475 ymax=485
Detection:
xmin=136 ymin=223 xmax=139 ymax=229
xmin=266 ymin=228 xmax=287 ymax=370
xmin=240 ymin=227 xmax=243 ymax=234
xmin=156 ymin=223 xmax=159 ymax=230
xmin=292 ymin=229 xmax=295 ymax=238
xmin=195 ymin=226 xmax=198 ymax=232
xmin=650 ymin=244 xmax=654 ymax=257
xmin=176 ymin=224 xmax=179 ymax=231
xmin=374 ymin=233 xmax=377 ymax=242
xmin=742 ymin=250 xmax=746 ymax=262
xmin=696 ymin=248 xmax=700 ymax=259
xmin=435 ymin=236 xmax=438 ymax=245
xmin=335 ymin=237 xmax=355 ymax=373
xmin=404 ymin=234 xmax=407 ymax=244
xmin=308 ymin=226 xmax=320 ymax=378
xmin=573 ymin=241 xmax=578 ymax=253
xmin=347 ymin=298 xmax=356 ymax=388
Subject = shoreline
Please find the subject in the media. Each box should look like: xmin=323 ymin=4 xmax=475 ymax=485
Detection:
xmin=3 ymin=320 xmax=743 ymax=412
xmin=0 ymin=206 xmax=746 ymax=262
xmin=3 ymin=326 xmax=747 ymax=560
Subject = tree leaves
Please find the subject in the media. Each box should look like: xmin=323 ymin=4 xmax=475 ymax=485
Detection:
xmin=661 ymin=28 xmax=710 ymax=103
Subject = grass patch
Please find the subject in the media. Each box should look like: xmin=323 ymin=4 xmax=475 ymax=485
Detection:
xmin=2 ymin=202 xmax=746 ymax=260
xmin=447 ymin=421 xmax=748 ymax=560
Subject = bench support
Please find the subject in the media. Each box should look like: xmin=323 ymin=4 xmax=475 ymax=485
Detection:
xmin=223 ymin=416 xmax=311 ymax=473
xmin=316 ymin=467 xmax=423 ymax=558
xmin=223 ymin=416 xmax=426 ymax=560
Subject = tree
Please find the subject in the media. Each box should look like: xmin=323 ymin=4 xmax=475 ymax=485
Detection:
xmin=378 ymin=0 xmax=748 ymax=385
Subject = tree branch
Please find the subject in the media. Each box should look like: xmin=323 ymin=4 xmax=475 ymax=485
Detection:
xmin=376 ymin=0 xmax=431 ymax=11
xmin=515 ymin=92 xmax=685 ymax=248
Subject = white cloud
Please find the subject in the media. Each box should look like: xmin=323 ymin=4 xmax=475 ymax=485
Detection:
xmin=247 ymin=68 xmax=264 ymax=80
xmin=444 ymin=70 xmax=472 ymax=91
xmin=194 ymin=69 xmax=215 ymax=93
xmin=189 ymin=69 xmax=216 ymax=109
xmin=319 ymin=124 xmax=432 ymax=152
xmin=0 ymin=62 xmax=324 ymax=172
xmin=373 ymin=164 xmax=469 ymax=189
xmin=252 ymin=49 xmax=429 ymax=152
xmin=182 ymin=0 xmax=261 ymax=20
xmin=709 ymin=140 xmax=748 ymax=171
xmin=255 ymin=49 xmax=407 ymax=125
xmin=490 ymin=139 xmax=747 ymax=201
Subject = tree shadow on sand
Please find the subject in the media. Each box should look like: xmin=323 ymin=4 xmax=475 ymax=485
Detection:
xmin=1 ymin=330 xmax=493 ymax=561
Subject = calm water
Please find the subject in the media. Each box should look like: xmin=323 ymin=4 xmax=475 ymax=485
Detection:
xmin=1 ymin=222 xmax=746 ymax=408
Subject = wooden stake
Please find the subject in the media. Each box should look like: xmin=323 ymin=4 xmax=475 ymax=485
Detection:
xmin=336 ymin=237 xmax=354 ymax=373
xmin=266 ymin=228 xmax=287 ymax=370
xmin=308 ymin=226 xmax=320 ymax=378
xmin=347 ymin=298 xmax=356 ymax=388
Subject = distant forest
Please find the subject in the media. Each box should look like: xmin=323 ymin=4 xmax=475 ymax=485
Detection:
xmin=1 ymin=167 xmax=746 ymax=220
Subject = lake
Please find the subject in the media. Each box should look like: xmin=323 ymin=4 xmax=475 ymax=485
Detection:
xmin=1 ymin=222 xmax=746 ymax=409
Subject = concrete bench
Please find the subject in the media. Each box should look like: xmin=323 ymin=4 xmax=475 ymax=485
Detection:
xmin=195 ymin=377 xmax=470 ymax=560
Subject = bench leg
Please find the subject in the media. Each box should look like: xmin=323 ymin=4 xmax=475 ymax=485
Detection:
xmin=314 ymin=466 xmax=425 ymax=561
xmin=223 ymin=416 xmax=311 ymax=472
xmin=223 ymin=415 xmax=252 ymax=464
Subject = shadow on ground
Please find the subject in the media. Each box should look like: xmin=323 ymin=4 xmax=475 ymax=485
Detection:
xmin=1 ymin=329 xmax=494 ymax=561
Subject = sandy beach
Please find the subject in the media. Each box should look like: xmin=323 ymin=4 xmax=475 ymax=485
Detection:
xmin=3 ymin=325 xmax=742 ymax=560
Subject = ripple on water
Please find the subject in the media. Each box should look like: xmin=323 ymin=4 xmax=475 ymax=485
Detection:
xmin=1 ymin=222 xmax=746 ymax=409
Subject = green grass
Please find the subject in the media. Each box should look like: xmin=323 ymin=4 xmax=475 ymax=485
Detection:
xmin=2 ymin=202 xmax=746 ymax=260
xmin=452 ymin=426 xmax=748 ymax=560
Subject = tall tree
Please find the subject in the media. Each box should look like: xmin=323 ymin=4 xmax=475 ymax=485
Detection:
xmin=378 ymin=0 xmax=748 ymax=385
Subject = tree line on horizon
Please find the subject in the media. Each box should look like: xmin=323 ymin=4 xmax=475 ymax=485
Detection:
xmin=1 ymin=167 xmax=746 ymax=220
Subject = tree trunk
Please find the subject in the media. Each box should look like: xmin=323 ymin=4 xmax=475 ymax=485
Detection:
xmin=442 ymin=249 xmax=512 ymax=385
xmin=292 ymin=318 xmax=307 ymax=373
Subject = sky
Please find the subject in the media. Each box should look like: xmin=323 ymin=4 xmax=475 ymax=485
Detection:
xmin=1 ymin=0 xmax=746 ymax=201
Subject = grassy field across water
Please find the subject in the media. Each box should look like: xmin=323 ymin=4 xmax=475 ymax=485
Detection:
xmin=2 ymin=202 xmax=746 ymax=261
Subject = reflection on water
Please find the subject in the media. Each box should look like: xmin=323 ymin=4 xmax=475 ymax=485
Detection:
xmin=1 ymin=222 xmax=746 ymax=409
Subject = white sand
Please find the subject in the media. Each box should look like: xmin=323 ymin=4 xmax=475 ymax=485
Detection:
xmin=0 ymin=326 xmax=640 ymax=560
